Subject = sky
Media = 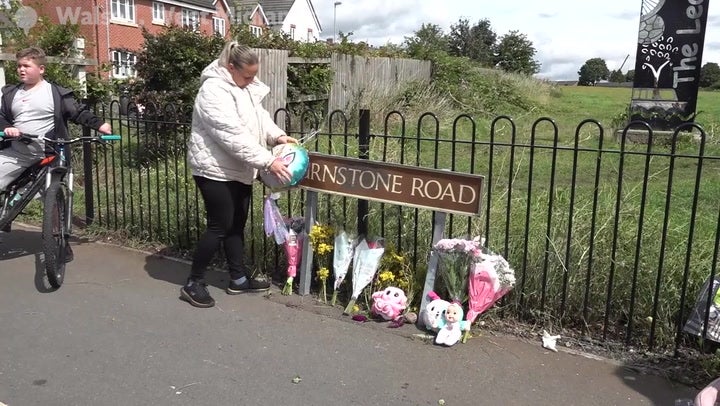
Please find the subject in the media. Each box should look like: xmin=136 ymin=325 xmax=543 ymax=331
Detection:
xmin=311 ymin=0 xmax=720 ymax=81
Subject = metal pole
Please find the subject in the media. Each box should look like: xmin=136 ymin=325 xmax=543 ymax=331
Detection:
xmin=333 ymin=1 xmax=341 ymax=43
xmin=417 ymin=211 xmax=447 ymax=329
xmin=298 ymin=190 xmax=317 ymax=295
xmin=357 ymin=109 xmax=370 ymax=237
xmin=82 ymin=124 xmax=95 ymax=226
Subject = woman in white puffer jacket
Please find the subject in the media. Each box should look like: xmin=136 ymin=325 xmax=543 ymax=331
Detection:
xmin=182 ymin=41 xmax=298 ymax=308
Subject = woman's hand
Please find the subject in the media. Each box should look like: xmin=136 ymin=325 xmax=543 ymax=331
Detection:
xmin=268 ymin=158 xmax=293 ymax=184
xmin=277 ymin=135 xmax=298 ymax=144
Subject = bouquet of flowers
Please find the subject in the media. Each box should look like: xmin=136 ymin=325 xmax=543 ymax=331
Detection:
xmin=463 ymin=243 xmax=515 ymax=342
xmin=263 ymin=193 xmax=305 ymax=295
xmin=331 ymin=230 xmax=356 ymax=306
xmin=432 ymin=238 xmax=482 ymax=305
xmin=343 ymin=237 xmax=385 ymax=315
xmin=308 ymin=223 xmax=334 ymax=303
xmin=282 ymin=229 xmax=304 ymax=295
xmin=263 ymin=193 xmax=288 ymax=244
xmin=684 ymin=275 xmax=720 ymax=343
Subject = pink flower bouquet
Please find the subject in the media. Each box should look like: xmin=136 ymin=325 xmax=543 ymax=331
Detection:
xmin=463 ymin=247 xmax=515 ymax=342
xmin=282 ymin=229 xmax=304 ymax=295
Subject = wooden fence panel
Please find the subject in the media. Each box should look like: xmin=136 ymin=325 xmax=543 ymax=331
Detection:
xmin=329 ymin=54 xmax=432 ymax=112
xmin=253 ymin=48 xmax=288 ymax=129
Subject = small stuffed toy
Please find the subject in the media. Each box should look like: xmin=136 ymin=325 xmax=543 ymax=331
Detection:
xmin=423 ymin=291 xmax=450 ymax=332
xmin=435 ymin=302 xmax=470 ymax=347
xmin=371 ymin=287 xmax=408 ymax=321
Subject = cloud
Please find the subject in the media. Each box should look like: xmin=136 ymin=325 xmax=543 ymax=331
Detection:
xmin=608 ymin=10 xmax=642 ymax=20
xmin=329 ymin=0 xmax=443 ymax=43
xmin=708 ymin=14 xmax=720 ymax=25
xmin=312 ymin=0 xmax=720 ymax=80
xmin=708 ymin=40 xmax=720 ymax=48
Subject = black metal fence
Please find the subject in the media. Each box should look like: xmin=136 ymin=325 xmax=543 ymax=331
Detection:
xmin=83 ymin=100 xmax=720 ymax=354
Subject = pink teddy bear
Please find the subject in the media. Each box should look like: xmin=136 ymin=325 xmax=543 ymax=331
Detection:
xmin=371 ymin=287 xmax=408 ymax=321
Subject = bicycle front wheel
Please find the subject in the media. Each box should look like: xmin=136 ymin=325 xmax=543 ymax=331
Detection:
xmin=43 ymin=180 xmax=68 ymax=288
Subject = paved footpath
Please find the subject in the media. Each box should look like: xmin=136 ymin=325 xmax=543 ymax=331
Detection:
xmin=0 ymin=227 xmax=700 ymax=406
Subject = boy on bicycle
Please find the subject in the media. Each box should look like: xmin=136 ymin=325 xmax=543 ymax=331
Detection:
xmin=0 ymin=47 xmax=111 ymax=249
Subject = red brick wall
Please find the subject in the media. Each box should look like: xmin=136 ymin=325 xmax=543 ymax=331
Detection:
xmin=27 ymin=0 xmax=231 ymax=77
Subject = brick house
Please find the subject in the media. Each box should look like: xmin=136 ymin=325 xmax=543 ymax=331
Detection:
xmin=27 ymin=0 xmax=232 ymax=79
xmin=236 ymin=0 xmax=322 ymax=42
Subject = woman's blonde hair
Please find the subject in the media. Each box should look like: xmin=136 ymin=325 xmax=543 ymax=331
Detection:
xmin=218 ymin=41 xmax=258 ymax=69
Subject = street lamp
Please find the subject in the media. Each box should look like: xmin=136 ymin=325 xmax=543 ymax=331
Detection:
xmin=333 ymin=1 xmax=342 ymax=43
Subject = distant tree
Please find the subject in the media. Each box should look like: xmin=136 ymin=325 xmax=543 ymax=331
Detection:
xmin=403 ymin=23 xmax=449 ymax=60
xmin=447 ymin=18 xmax=470 ymax=57
xmin=494 ymin=30 xmax=540 ymax=75
xmin=625 ymin=69 xmax=635 ymax=82
xmin=699 ymin=62 xmax=720 ymax=88
xmin=447 ymin=18 xmax=496 ymax=66
xmin=609 ymin=69 xmax=626 ymax=83
xmin=577 ymin=58 xmax=610 ymax=85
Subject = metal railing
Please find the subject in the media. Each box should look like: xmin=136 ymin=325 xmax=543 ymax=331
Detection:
xmin=83 ymin=100 xmax=720 ymax=354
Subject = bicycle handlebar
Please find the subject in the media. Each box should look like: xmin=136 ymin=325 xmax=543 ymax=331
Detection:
xmin=0 ymin=132 xmax=121 ymax=143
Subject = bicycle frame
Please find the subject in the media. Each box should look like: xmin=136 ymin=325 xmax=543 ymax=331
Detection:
xmin=48 ymin=142 xmax=73 ymax=235
xmin=0 ymin=133 xmax=120 ymax=231
xmin=0 ymin=155 xmax=50 ymax=229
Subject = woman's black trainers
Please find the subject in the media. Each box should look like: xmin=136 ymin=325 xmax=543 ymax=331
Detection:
xmin=227 ymin=276 xmax=271 ymax=294
xmin=180 ymin=280 xmax=215 ymax=308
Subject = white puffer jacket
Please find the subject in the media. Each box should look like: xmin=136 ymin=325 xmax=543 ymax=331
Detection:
xmin=187 ymin=60 xmax=285 ymax=184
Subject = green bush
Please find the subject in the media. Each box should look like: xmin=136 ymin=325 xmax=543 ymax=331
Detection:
xmin=429 ymin=51 xmax=553 ymax=116
xmin=134 ymin=25 xmax=226 ymax=106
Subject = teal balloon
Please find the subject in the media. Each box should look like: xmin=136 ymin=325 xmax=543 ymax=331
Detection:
xmin=259 ymin=143 xmax=310 ymax=190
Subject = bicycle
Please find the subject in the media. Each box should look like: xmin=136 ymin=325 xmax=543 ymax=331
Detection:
xmin=0 ymin=131 xmax=121 ymax=288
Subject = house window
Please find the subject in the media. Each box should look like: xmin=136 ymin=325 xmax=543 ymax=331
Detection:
xmin=112 ymin=50 xmax=137 ymax=78
xmin=182 ymin=9 xmax=200 ymax=31
xmin=289 ymin=24 xmax=295 ymax=40
xmin=306 ymin=28 xmax=313 ymax=42
xmin=250 ymin=25 xmax=262 ymax=37
xmin=213 ymin=17 xmax=225 ymax=36
xmin=152 ymin=2 xmax=164 ymax=23
xmin=111 ymin=0 xmax=135 ymax=22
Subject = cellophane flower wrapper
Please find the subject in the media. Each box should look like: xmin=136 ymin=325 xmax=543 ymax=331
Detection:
xmin=263 ymin=194 xmax=289 ymax=245
xmin=433 ymin=238 xmax=481 ymax=305
xmin=684 ymin=275 xmax=720 ymax=342
xmin=463 ymin=246 xmax=515 ymax=343
xmin=282 ymin=229 xmax=304 ymax=295
xmin=466 ymin=251 xmax=515 ymax=323
xmin=343 ymin=237 xmax=385 ymax=314
xmin=331 ymin=230 xmax=355 ymax=306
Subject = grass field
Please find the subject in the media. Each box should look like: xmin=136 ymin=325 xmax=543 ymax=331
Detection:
xmin=544 ymin=86 xmax=720 ymax=137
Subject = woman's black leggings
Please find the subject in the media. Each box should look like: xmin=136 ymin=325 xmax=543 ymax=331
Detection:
xmin=189 ymin=176 xmax=252 ymax=281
